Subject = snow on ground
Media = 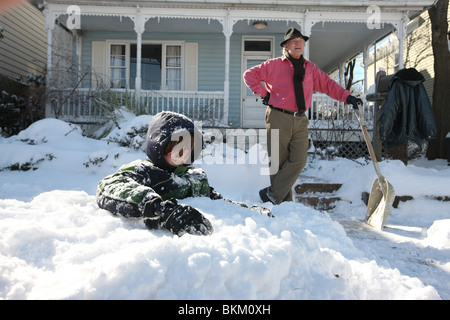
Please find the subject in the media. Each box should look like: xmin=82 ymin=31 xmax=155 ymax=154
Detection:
xmin=0 ymin=114 xmax=449 ymax=300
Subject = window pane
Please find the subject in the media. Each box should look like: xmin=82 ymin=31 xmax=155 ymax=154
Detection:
xmin=166 ymin=80 xmax=181 ymax=91
xmin=244 ymin=40 xmax=271 ymax=52
xmin=166 ymin=69 xmax=181 ymax=90
xmin=130 ymin=44 xmax=162 ymax=90
xmin=110 ymin=56 xmax=125 ymax=67
xmin=166 ymin=45 xmax=181 ymax=67
xmin=110 ymin=67 xmax=125 ymax=88
xmin=166 ymin=46 xmax=181 ymax=56
xmin=110 ymin=79 xmax=126 ymax=88
xmin=166 ymin=57 xmax=181 ymax=67
xmin=110 ymin=68 xmax=125 ymax=78
xmin=111 ymin=45 xmax=125 ymax=55
xmin=110 ymin=45 xmax=126 ymax=67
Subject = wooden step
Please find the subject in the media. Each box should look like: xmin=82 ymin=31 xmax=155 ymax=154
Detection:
xmin=295 ymin=183 xmax=342 ymax=194
xmin=295 ymin=182 xmax=343 ymax=210
xmin=295 ymin=196 xmax=342 ymax=210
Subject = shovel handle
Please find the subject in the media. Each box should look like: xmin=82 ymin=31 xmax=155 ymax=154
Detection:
xmin=354 ymin=103 xmax=383 ymax=179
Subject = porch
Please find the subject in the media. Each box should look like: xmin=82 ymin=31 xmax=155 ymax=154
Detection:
xmin=39 ymin=0 xmax=434 ymax=130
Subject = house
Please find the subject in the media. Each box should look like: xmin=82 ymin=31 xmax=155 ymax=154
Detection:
xmin=34 ymin=0 xmax=437 ymax=131
xmin=356 ymin=8 xmax=446 ymax=162
xmin=0 ymin=1 xmax=51 ymax=135
xmin=362 ymin=9 xmax=443 ymax=102
xmin=0 ymin=1 xmax=47 ymax=83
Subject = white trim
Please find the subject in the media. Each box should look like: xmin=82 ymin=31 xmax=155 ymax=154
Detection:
xmin=43 ymin=2 xmax=434 ymax=20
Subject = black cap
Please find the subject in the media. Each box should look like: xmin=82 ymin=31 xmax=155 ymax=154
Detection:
xmin=280 ymin=27 xmax=309 ymax=47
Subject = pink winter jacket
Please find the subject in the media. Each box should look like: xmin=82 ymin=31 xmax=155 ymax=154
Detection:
xmin=243 ymin=55 xmax=351 ymax=112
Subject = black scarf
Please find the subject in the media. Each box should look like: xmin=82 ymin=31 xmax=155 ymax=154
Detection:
xmin=285 ymin=52 xmax=306 ymax=113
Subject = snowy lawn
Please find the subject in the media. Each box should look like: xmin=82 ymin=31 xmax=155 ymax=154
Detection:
xmin=0 ymin=114 xmax=448 ymax=300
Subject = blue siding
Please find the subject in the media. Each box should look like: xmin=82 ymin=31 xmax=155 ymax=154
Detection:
xmin=80 ymin=30 xmax=281 ymax=127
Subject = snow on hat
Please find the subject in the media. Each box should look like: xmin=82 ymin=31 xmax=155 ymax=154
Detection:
xmin=145 ymin=111 xmax=202 ymax=171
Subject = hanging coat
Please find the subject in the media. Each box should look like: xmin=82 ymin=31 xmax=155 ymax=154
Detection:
xmin=380 ymin=68 xmax=437 ymax=148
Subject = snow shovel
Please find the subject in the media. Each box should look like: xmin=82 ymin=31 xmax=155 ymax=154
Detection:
xmin=354 ymin=103 xmax=395 ymax=229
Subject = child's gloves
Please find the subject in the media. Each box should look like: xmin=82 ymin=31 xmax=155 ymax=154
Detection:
xmin=209 ymin=187 xmax=223 ymax=200
xmin=144 ymin=198 xmax=213 ymax=236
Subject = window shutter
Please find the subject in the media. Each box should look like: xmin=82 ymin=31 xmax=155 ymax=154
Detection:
xmin=184 ymin=42 xmax=198 ymax=91
xmin=91 ymin=41 xmax=106 ymax=87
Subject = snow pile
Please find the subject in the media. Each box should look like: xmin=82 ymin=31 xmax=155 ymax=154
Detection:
xmin=425 ymin=220 xmax=450 ymax=250
xmin=0 ymin=115 xmax=448 ymax=300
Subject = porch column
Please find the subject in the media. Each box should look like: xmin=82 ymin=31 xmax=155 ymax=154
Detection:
xmin=135 ymin=31 xmax=142 ymax=93
xmin=303 ymin=17 xmax=313 ymax=60
xmin=75 ymin=30 xmax=82 ymax=85
xmin=44 ymin=7 xmax=55 ymax=118
xmin=363 ymin=44 xmax=369 ymax=93
xmin=133 ymin=12 xmax=146 ymax=109
xmin=222 ymin=15 xmax=233 ymax=124
xmin=339 ymin=63 xmax=344 ymax=87
xmin=396 ymin=14 xmax=409 ymax=70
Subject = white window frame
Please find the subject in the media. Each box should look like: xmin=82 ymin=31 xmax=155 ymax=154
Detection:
xmin=241 ymin=36 xmax=275 ymax=57
xmin=107 ymin=43 xmax=129 ymax=89
xmin=106 ymin=40 xmax=185 ymax=90
xmin=164 ymin=44 xmax=184 ymax=90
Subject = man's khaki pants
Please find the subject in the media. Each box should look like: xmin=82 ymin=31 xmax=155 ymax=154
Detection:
xmin=265 ymin=107 xmax=309 ymax=204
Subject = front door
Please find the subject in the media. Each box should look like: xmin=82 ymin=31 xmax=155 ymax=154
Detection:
xmin=242 ymin=57 xmax=271 ymax=128
xmin=241 ymin=38 xmax=273 ymax=128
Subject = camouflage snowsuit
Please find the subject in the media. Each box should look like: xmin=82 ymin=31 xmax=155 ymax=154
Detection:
xmin=96 ymin=160 xmax=215 ymax=218
xmin=96 ymin=111 xmax=220 ymax=234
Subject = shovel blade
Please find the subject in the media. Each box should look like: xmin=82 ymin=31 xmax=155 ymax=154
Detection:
xmin=365 ymin=177 xmax=395 ymax=229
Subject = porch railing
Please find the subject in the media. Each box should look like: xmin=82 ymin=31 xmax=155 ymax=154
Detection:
xmin=47 ymin=89 xmax=373 ymax=130
xmin=47 ymin=88 xmax=226 ymax=125
xmin=309 ymin=93 xmax=374 ymax=126
xmin=139 ymin=90 xmax=226 ymax=126
xmin=308 ymin=93 xmax=375 ymax=143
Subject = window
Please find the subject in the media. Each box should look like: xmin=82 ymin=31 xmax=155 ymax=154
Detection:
xmin=110 ymin=44 xmax=126 ymax=88
xmin=165 ymin=45 xmax=182 ymax=90
xmin=130 ymin=44 xmax=162 ymax=90
xmin=242 ymin=38 xmax=274 ymax=57
xmin=108 ymin=42 xmax=183 ymax=90
xmin=244 ymin=40 xmax=271 ymax=52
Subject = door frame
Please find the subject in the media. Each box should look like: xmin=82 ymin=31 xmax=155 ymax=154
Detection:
xmin=241 ymin=36 xmax=275 ymax=128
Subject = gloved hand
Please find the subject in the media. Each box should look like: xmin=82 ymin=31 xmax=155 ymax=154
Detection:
xmin=262 ymin=92 xmax=270 ymax=106
xmin=346 ymin=95 xmax=363 ymax=110
xmin=144 ymin=198 xmax=213 ymax=236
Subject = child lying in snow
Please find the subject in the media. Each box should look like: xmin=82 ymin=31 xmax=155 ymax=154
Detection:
xmin=96 ymin=111 xmax=221 ymax=236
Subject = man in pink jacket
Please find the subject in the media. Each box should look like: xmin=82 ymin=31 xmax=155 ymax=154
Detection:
xmin=243 ymin=27 xmax=362 ymax=205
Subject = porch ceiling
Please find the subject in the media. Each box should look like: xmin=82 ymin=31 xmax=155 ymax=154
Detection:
xmin=44 ymin=0 xmax=435 ymax=73
xmin=59 ymin=14 xmax=397 ymax=73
